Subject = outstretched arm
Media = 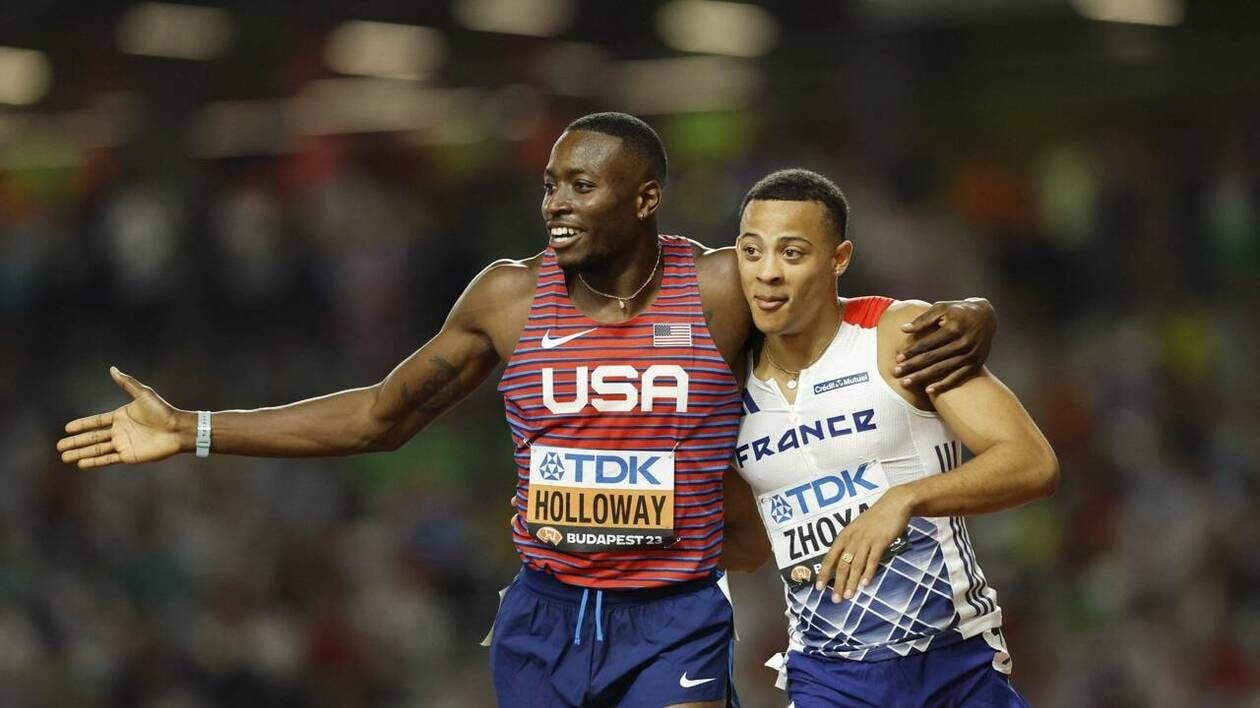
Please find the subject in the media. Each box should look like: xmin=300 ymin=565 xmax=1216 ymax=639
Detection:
xmin=894 ymin=298 xmax=997 ymax=394
xmin=58 ymin=260 xmax=532 ymax=468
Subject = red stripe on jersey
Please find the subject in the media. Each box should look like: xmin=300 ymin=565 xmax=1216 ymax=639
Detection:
xmin=498 ymin=236 xmax=741 ymax=589
xmin=842 ymin=296 xmax=894 ymax=329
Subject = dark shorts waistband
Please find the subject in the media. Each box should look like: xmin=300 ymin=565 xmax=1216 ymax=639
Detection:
xmin=518 ymin=566 xmax=720 ymax=606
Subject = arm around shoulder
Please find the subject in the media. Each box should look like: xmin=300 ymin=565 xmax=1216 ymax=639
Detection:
xmin=893 ymin=296 xmax=997 ymax=393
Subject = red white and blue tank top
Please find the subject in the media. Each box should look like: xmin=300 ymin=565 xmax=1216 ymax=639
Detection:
xmin=498 ymin=235 xmax=742 ymax=589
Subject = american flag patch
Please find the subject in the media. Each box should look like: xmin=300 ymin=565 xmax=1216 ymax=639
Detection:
xmin=653 ymin=323 xmax=693 ymax=347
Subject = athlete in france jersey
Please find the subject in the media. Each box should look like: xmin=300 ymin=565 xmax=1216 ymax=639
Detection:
xmin=730 ymin=169 xmax=1053 ymax=707
xmin=736 ymin=296 xmax=1002 ymax=664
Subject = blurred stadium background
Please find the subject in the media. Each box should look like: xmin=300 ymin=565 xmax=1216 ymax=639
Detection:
xmin=2 ymin=0 xmax=1258 ymax=706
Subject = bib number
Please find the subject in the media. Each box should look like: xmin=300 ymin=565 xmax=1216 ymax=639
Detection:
xmin=526 ymin=444 xmax=675 ymax=551
xmin=759 ymin=460 xmax=908 ymax=586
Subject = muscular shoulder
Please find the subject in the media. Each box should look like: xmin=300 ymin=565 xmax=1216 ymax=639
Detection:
xmin=876 ymin=299 xmax=931 ymax=343
xmin=689 ymin=242 xmax=752 ymax=364
xmin=465 ymin=254 xmax=542 ymax=304
xmin=692 ymin=240 xmax=736 ymax=274
xmin=693 ymin=243 xmax=740 ymax=299
xmin=452 ymin=252 xmax=543 ymax=358
xmin=876 ymin=300 xmax=933 ymax=409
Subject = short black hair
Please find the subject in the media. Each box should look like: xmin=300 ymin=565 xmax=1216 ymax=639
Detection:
xmin=741 ymin=168 xmax=850 ymax=240
xmin=566 ymin=112 xmax=668 ymax=185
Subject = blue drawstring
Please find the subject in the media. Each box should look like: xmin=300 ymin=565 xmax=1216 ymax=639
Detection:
xmin=573 ymin=588 xmax=589 ymax=645
xmin=572 ymin=588 xmax=606 ymax=645
xmin=594 ymin=590 xmax=604 ymax=642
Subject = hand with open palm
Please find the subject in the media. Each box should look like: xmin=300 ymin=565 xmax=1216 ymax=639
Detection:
xmin=57 ymin=367 xmax=188 ymax=469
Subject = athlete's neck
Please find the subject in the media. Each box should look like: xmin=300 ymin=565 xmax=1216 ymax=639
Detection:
xmin=764 ymin=298 xmax=844 ymax=372
xmin=576 ymin=233 xmax=662 ymax=299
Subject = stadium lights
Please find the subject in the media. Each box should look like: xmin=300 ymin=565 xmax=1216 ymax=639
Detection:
xmin=324 ymin=21 xmax=447 ymax=81
xmin=290 ymin=81 xmax=478 ymax=136
xmin=408 ymin=84 xmax=543 ymax=145
xmin=51 ymin=103 xmax=136 ymax=151
xmin=0 ymin=95 xmax=136 ymax=165
xmin=656 ymin=0 xmax=779 ymax=58
xmin=190 ymin=83 xmax=489 ymax=157
xmin=116 ymin=3 xmax=233 ymax=60
xmin=191 ymin=99 xmax=292 ymax=158
xmin=492 ymin=84 xmax=545 ymax=141
xmin=532 ymin=42 xmax=612 ymax=96
xmin=1070 ymin=0 xmax=1184 ymax=26
xmin=453 ymin=0 xmax=574 ymax=37
xmin=0 ymin=47 xmax=52 ymax=105
xmin=605 ymin=56 xmax=761 ymax=115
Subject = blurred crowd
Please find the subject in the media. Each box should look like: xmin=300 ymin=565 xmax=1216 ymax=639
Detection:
xmin=3 ymin=6 xmax=1260 ymax=708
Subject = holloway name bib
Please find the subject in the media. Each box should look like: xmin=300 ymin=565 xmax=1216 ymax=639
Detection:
xmin=526 ymin=444 xmax=675 ymax=551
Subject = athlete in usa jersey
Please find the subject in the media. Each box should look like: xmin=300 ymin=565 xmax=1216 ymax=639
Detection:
xmin=501 ymin=234 xmax=742 ymax=589
xmin=732 ymin=170 xmax=1057 ymax=707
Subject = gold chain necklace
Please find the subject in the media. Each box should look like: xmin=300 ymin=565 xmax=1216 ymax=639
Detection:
xmin=761 ymin=319 xmax=840 ymax=390
xmin=577 ymin=241 xmax=662 ymax=311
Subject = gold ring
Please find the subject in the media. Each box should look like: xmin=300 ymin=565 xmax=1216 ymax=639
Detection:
xmin=840 ymin=551 xmax=854 ymax=564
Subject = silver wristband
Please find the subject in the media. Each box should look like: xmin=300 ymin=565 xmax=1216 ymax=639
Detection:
xmin=195 ymin=410 xmax=212 ymax=458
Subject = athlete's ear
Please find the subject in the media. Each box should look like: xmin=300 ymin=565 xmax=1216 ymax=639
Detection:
xmin=636 ymin=180 xmax=662 ymax=221
xmin=832 ymin=239 xmax=853 ymax=278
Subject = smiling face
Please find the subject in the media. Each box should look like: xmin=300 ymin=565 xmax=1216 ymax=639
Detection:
xmin=737 ymin=199 xmax=852 ymax=336
xmin=541 ymin=130 xmax=660 ymax=272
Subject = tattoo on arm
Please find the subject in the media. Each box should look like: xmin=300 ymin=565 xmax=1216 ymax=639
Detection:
xmin=400 ymin=356 xmax=461 ymax=411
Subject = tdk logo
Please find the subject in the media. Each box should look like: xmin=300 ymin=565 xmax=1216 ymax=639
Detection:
xmin=779 ymin=463 xmax=880 ymax=516
xmin=768 ymin=494 xmax=793 ymax=524
xmin=539 ymin=452 xmax=566 ymax=481
xmin=562 ymin=452 xmax=662 ymax=485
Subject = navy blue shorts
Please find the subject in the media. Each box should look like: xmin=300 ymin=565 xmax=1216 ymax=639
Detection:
xmin=786 ymin=631 xmax=1028 ymax=708
xmin=488 ymin=566 xmax=737 ymax=707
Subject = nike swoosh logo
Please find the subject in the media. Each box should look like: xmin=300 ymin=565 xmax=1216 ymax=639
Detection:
xmin=540 ymin=328 xmax=597 ymax=349
xmin=679 ymin=673 xmax=717 ymax=688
